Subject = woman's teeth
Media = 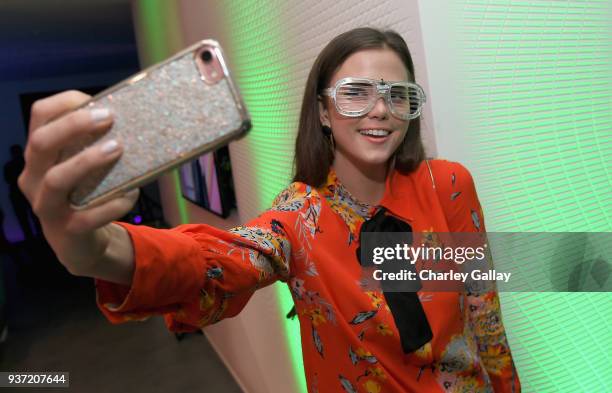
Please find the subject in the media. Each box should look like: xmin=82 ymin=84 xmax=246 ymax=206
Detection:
xmin=359 ymin=129 xmax=391 ymax=137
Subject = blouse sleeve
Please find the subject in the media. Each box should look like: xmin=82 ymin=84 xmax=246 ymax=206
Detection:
xmin=94 ymin=183 xmax=306 ymax=333
xmin=434 ymin=160 xmax=521 ymax=393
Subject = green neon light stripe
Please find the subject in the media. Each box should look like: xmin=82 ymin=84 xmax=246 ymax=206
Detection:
xmin=136 ymin=0 xmax=166 ymax=62
xmin=172 ymin=170 xmax=189 ymax=224
xmin=277 ymin=285 xmax=306 ymax=392
xmin=223 ymin=1 xmax=306 ymax=392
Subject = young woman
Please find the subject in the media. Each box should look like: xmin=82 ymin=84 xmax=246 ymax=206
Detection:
xmin=19 ymin=28 xmax=520 ymax=392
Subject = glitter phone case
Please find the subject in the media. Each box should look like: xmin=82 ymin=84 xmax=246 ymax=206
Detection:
xmin=60 ymin=40 xmax=251 ymax=209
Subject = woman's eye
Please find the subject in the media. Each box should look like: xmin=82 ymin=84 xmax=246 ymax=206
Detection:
xmin=391 ymin=88 xmax=409 ymax=100
xmin=340 ymin=84 xmax=371 ymax=98
xmin=346 ymin=89 xmax=367 ymax=97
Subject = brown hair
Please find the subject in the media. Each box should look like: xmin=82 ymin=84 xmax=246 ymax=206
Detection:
xmin=292 ymin=27 xmax=426 ymax=187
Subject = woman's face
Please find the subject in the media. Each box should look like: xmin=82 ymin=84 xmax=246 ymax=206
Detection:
xmin=319 ymin=48 xmax=411 ymax=173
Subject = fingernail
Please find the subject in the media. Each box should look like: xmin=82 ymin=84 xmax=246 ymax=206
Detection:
xmin=100 ymin=139 xmax=119 ymax=154
xmin=90 ymin=108 xmax=111 ymax=123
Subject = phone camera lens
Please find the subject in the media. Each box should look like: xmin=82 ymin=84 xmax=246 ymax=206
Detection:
xmin=201 ymin=50 xmax=213 ymax=63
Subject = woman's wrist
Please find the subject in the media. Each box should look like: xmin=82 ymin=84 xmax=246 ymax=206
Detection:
xmin=86 ymin=223 xmax=135 ymax=286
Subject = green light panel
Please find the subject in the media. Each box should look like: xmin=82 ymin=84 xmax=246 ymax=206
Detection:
xmin=457 ymin=1 xmax=611 ymax=392
xmin=223 ymin=1 xmax=306 ymax=392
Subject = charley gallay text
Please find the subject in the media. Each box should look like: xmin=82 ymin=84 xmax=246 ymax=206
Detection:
xmin=372 ymin=269 xmax=512 ymax=283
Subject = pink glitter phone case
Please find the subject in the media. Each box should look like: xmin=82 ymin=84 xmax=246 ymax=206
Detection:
xmin=60 ymin=40 xmax=251 ymax=209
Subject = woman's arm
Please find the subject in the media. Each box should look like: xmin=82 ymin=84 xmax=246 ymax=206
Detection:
xmin=95 ymin=183 xmax=306 ymax=332
xmin=433 ymin=160 xmax=521 ymax=393
xmin=17 ymin=90 xmax=301 ymax=332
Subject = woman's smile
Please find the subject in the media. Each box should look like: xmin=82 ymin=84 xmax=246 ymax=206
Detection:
xmin=358 ymin=128 xmax=394 ymax=143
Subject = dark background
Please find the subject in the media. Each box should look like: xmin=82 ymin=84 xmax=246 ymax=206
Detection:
xmin=0 ymin=0 xmax=140 ymax=242
xmin=0 ymin=1 xmax=241 ymax=391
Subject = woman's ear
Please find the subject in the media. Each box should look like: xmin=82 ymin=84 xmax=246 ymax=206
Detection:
xmin=318 ymin=99 xmax=330 ymax=127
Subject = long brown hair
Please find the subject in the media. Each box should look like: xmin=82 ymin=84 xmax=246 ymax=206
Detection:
xmin=292 ymin=27 xmax=426 ymax=187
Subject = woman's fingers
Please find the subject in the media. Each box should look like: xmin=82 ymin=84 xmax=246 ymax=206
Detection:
xmin=20 ymin=90 xmax=106 ymax=201
xmin=28 ymin=90 xmax=91 ymax=132
xmin=33 ymin=139 xmax=123 ymax=217
xmin=64 ymin=189 xmax=140 ymax=234
xmin=24 ymin=107 xmax=113 ymax=182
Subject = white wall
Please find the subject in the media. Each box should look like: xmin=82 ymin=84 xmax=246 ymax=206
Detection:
xmin=417 ymin=0 xmax=467 ymax=162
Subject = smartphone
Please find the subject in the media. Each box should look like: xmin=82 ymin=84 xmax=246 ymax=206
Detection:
xmin=59 ymin=39 xmax=251 ymax=209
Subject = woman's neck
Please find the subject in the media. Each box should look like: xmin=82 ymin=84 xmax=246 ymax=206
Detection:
xmin=332 ymin=154 xmax=390 ymax=206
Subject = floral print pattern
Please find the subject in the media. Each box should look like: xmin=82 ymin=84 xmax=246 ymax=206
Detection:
xmin=95 ymin=159 xmax=520 ymax=392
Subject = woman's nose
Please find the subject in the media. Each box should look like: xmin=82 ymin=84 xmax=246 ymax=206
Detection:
xmin=367 ymin=96 xmax=390 ymax=119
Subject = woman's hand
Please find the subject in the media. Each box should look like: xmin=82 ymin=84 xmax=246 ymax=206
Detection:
xmin=18 ymin=90 xmax=139 ymax=282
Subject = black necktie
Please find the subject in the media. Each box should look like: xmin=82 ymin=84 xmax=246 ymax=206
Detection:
xmin=356 ymin=207 xmax=433 ymax=354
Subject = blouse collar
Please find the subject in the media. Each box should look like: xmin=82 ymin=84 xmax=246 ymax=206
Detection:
xmin=319 ymin=166 xmax=416 ymax=223
xmin=320 ymin=168 xmax=374 ymax=220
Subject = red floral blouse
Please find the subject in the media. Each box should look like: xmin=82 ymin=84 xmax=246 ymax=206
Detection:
xmin=96 ymin=159 xmax=521 ymax=392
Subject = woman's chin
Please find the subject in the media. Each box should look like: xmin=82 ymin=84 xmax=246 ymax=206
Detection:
xmin=334 ymin=145 xmax=397 ymax=172
xmin=345 ymin=155 xmax=394 ymax=173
